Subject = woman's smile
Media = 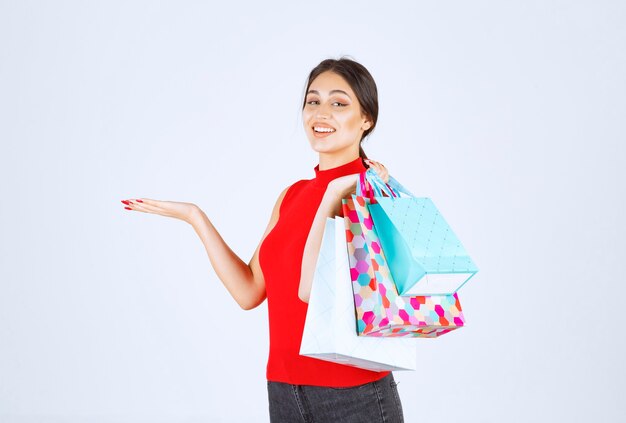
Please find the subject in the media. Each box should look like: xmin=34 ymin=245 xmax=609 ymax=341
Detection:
xmin=312 ymin=122 xmax=337 ymax=137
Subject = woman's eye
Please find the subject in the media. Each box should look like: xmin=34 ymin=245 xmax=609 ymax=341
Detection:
xmin=305 ymin=100 xmax=347 ymax=107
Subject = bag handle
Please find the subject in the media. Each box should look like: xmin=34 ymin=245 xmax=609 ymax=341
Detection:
xmin=365 ymin=169 xmax=398 ymax=198
xmin=365 ymin=168 xmax=414 ymax=199
xmin=357 ymin=171 xmax=376 ymax=202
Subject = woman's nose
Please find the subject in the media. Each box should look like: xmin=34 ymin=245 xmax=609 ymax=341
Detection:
xmin=315 ymin=103 xmax=331 ymax=119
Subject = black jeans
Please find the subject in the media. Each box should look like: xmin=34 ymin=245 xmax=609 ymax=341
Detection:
xmin=267 ymin=373 xmax=404 ymax=423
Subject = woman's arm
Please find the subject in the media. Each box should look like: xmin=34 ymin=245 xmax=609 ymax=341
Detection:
xmin=123 ymin=186 xmax=288 ymax=311
xmin=188 ymin=186 xmax=289 ymax=310
xmin=298 ymin=160 xmax=388 ymax=303
xmin=298 ymin=185 xmax=346 ymax=303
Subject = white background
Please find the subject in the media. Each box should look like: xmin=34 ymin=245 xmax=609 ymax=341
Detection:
xmin=1 ymin=1 xmax=624 ymax=422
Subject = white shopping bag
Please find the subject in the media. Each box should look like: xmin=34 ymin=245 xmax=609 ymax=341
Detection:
xmin=299 ymin=217 xmax=417 ymax=371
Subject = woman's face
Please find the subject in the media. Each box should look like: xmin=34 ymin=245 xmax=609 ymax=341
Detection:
xmin=302 ymin=70 xmax=372 ymax=157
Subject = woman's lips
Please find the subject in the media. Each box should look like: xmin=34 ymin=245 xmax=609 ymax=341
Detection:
xmin=313 ymin=130 xmax=334 ymax=138
xmin=312 ymin=126 xmax=336 ymax=138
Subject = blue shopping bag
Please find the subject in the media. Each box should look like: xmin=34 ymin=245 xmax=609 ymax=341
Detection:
xmin=357 ymin=169 xmax=478 ymax=296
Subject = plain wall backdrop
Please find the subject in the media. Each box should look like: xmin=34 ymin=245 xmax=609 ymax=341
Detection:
xmin=1 ymin=1 xmax=624 ymax=422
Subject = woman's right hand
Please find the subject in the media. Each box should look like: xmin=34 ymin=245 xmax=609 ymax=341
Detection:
xmin=120 ymin=198 xmax=199 ymax=224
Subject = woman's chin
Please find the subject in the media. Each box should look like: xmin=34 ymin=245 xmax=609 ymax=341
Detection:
xmin=308 ymin=138 xmax=348 ymax=154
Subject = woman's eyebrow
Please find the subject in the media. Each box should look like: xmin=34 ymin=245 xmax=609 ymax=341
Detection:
xmin=306 ymin=89 xmax=352 ymax=99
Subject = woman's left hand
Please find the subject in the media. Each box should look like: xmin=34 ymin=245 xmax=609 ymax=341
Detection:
xmin=365 ymin=159 xmax=389 ymax=183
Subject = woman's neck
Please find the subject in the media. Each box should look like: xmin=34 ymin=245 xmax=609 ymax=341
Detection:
xmin=318 ymin=150 xmax=361 ymax=171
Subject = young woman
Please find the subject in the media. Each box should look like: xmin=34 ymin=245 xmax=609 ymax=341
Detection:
xmin=121 ymin=57 xmax=405 ymax=423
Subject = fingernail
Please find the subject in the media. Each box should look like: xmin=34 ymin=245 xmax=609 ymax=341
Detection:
xmin=135 ymin=199 xmax=143 ymax=203
xmin=124 ymin=207 xmax=132 ymax=210
xmin=121 ymin=200 xmax=130 ymax=205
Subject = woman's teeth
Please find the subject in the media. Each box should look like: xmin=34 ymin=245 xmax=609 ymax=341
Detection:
xmin=314 ymin=127 xmax=335 ymax=133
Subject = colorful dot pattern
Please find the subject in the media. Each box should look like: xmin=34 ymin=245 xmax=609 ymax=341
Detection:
xmin=341 ymin=195 xmax=465 ymax=338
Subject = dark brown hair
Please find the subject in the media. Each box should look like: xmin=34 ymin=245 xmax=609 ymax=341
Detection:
xmin=302 ymin=56 xmax=379 ymax=161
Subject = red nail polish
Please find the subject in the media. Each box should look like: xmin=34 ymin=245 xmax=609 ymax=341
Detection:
xmin=121 ymin=200 xmax=130 ymax=205
xmin=124 ymin=207 xmax=132 ymax=210
xmin=135 ymin=199 xmax=143 ymax=203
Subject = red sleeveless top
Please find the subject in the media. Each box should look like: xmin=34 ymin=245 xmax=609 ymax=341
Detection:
xmin=258 ymin=157 xmax=390 ymax=387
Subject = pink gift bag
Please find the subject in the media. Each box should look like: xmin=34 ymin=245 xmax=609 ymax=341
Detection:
xmin=342 ymin=192 xmax=465 ymax=337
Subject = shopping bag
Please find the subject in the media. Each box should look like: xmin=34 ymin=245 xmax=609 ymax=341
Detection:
xmin=299 ymin=217 xmax=417 ymax=371
xmin=362 ymin=169 xmax=478 ymax=296
xmin=342 ymin=193 xmax=465 ymax=337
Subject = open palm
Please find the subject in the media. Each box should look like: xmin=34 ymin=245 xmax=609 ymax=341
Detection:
xmin=120 ymin=198 xmax=197 ymax=223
